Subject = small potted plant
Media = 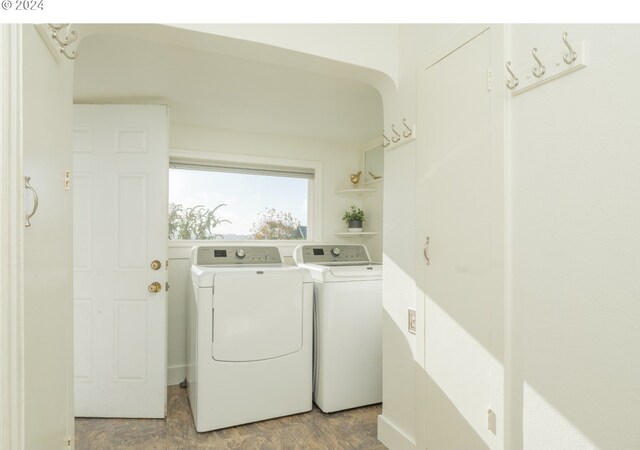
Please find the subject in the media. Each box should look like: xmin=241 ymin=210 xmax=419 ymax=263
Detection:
xmin=342 ymin=205 xmax=365 ymax=232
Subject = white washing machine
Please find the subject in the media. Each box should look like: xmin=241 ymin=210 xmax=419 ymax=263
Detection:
xmin=293 ymin=244 xmax=382 ymax=413
xmin=187 ymin=245 xmax=312 ymax=432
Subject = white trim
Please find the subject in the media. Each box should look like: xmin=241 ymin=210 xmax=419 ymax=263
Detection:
xmin=489 ymin=24 xmax=508 ymax=450
xmin=0 ymin=24 xmax=25 ymax=450
xmin=377 ymin=414 xmax=417 ymax=450
xmin=167 ymin=364 xmax=187 ymax=387
xmin=169 ymin=148 xmax=322 ymax=242
xmin=502 ymin=23 xmax=517 ymax=450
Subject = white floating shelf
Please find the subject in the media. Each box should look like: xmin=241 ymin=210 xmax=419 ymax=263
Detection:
xmin=334 ymin=231 xmax=378 ymax=237
xmin=334 ymin=188 xmax=377 ymax=195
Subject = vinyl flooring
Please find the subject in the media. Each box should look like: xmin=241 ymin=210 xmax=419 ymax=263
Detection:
xmin=75 ymin=385 xmax=387 ymax=449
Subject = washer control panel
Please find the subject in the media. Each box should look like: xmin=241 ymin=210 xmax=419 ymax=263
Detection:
xmin=294 ymin=244 xmax=371 ymax=264
xmin=194 ymin=246 xmax=282 ymax=265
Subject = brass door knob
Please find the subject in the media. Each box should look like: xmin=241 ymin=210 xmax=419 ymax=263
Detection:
xmin=148 ymin=282 xmax=162 ymax=293
xmin=150 ymin=260 xmax=161 ymax=270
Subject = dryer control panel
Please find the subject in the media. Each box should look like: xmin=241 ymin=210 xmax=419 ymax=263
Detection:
xmin=293 ymin=244 xmax=372 ymax=265
xmin=193 ymin=246 xmax=282 ymax=266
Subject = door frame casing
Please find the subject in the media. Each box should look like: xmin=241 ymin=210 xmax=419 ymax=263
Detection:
xmin=0 ymin=23 xmax=25 ymax=450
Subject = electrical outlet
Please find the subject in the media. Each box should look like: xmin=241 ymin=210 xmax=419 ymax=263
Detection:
xmin=408 ymin=308 xmax=416 ymax=334
xmin=487 ymin=408 xmax=496 ymax=434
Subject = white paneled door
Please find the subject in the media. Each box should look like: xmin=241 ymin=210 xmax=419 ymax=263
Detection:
xmin=73 ymin=105 xmax=168 ymax=418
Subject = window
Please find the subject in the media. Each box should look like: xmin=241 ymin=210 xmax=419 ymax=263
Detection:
xmin=169 ymin=159 xmax=313 ymax=241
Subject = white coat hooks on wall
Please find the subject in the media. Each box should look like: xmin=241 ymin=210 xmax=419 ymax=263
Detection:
xmin=562 ymin=32 xmax=577 ymax=64
xmin=35 ymin=24 xmax=80 ymax=61
xmin=531 ymin=48 xmax=546 ymax=78
xmin=391 ymin=124 xmax=401 ymax=143
xmin=48 ymin=24 xmax=79 ymax=59
xmin=505 ymin=61 xmax=519 ymax=90
xmin=402 ymin=118 xmax=413 ymax=138
xmin=382 ymin=119 xmax=416 ymax=151
xmin=505 ymin=31 xmax=587 ymax=96
xmin=382 ymin=130 xmax=391 ymax=148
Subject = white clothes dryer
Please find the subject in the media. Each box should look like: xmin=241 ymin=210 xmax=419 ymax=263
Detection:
xmin=293 ymin=244 xmax=382 ymax=413
xmin=187 ymin=245 xmax=312 ymax=432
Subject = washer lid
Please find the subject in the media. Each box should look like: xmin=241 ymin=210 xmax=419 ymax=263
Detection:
xmin=191 ymin=264 xmax=309 ymax=287
xmin=299 ymin=262 xmax=382 ymax=282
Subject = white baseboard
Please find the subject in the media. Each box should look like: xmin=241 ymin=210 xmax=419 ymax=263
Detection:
xmin=378 ymin=414 xmax=417 ymax=450
xmin=167 ymin=364 xmax=186 ymax=386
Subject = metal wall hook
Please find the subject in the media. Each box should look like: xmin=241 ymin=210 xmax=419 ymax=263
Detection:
xmin=531 ymin=48 xmax=546 ymax=78
xmin=505 ymin=61 xmax=519 ymax=90
xmin=382 ymin=130 xmax=391 ymax=147
xmin=391 ymin=124 xmax=401 ymax=143
xmin=402 ymin=118 xmax=413 ymax=138
xmin=48 ymin=24 xmax=78 ymax=59
xmin=562 ymin=32 xmax=577 ymax=65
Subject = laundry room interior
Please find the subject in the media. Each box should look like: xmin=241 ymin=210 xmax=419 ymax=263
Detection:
xmin=2 ymin=17 xmax=640 ymax=450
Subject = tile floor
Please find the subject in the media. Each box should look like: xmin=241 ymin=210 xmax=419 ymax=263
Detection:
xmin=75 ymin=385 xmax=387 ymax=449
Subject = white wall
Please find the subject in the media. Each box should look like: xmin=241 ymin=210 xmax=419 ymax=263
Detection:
xmin=165 ymin=123 xmax=376 ymax=384
xmin=378 ymin=143 xmax=416 ymax=450
xmin=507 ymin=24 xmax=640 ymax=449
xmin=378 ymin=24 xmax=487 ymax=449
xmin=66 ymin=23 xmax=640 ymax=450
xmin=174 ymin=24 xmax=400 ymax=86
xmin=383 ymin=23 xmax=640 ymax=450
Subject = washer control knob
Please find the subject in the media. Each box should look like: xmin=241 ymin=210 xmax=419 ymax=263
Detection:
xmin=235 ymin=249 xmax=246 ymax=259
xmin=331 ymin=247 xmax=341 ymax=257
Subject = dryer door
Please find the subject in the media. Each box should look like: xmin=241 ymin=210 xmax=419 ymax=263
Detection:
xmin=211 ymin=269 xmax=304 ymax=362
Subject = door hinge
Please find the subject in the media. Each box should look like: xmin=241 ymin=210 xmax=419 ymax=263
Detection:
xmin=487 ymin=69 xmax=492 ymax=91
xmin=64 ymin=169 xmax=71 ymax=191
xmin=165 ymin=282 xmax=170 ymax=291
xmin=487 ymin=408 xmax=496 ymax=434
xmin=408 ymin=308 xmax=416 ymax=334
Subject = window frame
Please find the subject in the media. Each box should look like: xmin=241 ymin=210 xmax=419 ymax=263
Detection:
xmin=168 ymin=148 xmax=322 ymax=246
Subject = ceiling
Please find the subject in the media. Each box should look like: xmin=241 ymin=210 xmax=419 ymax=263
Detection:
xmin=73 ymin=31 xmax=383 ymax=143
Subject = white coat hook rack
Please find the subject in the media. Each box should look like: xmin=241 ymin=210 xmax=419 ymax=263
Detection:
xmin=383 ymin=120 xmax=416 ymax=151
xmin=508 ymin=32 xmax=587 ymax=96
